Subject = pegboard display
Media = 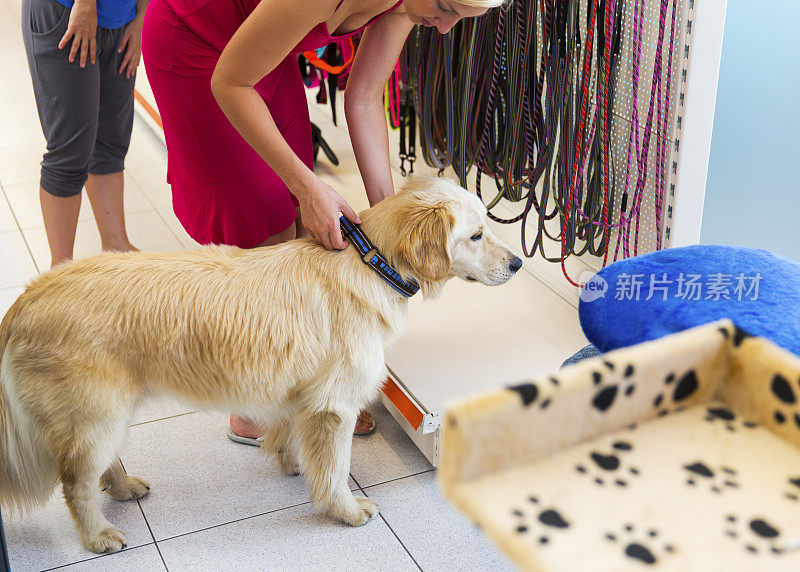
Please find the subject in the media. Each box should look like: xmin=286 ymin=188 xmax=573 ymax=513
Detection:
xmin=400 ymin=0 xmax=710 ymax=286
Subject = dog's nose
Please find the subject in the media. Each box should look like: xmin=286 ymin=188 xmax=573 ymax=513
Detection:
xmin=509 ymin=256 xmax=523 ymax=273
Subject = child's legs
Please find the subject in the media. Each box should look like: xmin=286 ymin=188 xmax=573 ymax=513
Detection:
xmin=86 ymin=26 xmax=137 ymax=252
xmin=85 ymin=173 xmax=135 ymax=252
xmin=22 ymin=0 xmax=101 ymax=265
xmin=38 ymin=189 xmax=81 ymax=267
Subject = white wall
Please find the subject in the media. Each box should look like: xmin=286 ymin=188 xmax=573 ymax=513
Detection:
xmin=700 ymin=0 xmax=800 ymax=261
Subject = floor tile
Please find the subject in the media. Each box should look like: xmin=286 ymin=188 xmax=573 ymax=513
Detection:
xmin=120 ymin=410 xmax=358 ymax=541
xmin=154 ymin=206 xmax=202 ymax=250
xmin=122 ymin=209 xmax=185 ymax=253
xmin=124 ymin=117 xmax=167 ymax=171
xmin=349 ymin=401 xmax=433 ymax=488
xmin=0 ymin=121 xmax=45 ymax=151
xmin=53 ymin=544 xmax=166 ymax=572
xmin=127 ymin=163 xmax=172 ymax=209
xmin=157 ymin=494 xmax=418 ymax=572
xmin=5 ymin=491 xmax=153 ymax=572
xmin=121 ymin=172 xmax=158 ymax=214
xmin=130 ymin=395 xmax=199 ymax=426
xmin=317 ymin=167 xmax=372 ymax=213
xmin=0 ymin=34 xmax=24 ymax=66
xmin=0 ymin=78 xmax=39 ymax=119
xmin=365 ymin=471 xmax=516 ymax=572
xmin=0 ymin=187 xmax=19 ymax=233
xmin=0 ymin=230 xmax=38 ymax=286
xmin=0 ymin=143 xmax=45 ymax=187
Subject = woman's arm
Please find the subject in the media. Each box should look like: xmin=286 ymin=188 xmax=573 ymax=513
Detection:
xmin=210 ymin=0 xmax=359 ymax=250
xmin=344 ymin=12 xmax=414 ymax=207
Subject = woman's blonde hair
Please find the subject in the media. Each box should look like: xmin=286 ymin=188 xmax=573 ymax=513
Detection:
xmin=453 ymin=0 xmax=506 ymax=8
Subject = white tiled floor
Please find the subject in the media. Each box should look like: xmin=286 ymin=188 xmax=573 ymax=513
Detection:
xmin=0 ymin=0 xmax=519 ymax=568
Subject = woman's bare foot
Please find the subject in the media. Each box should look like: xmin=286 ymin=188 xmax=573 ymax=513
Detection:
xmin=228 ymin=410 xmax=374 ymax=447
xmin=102 ymin=241 xmax=139 ymax=253
xmin=230 ymin=414 xmax=262 ymax=439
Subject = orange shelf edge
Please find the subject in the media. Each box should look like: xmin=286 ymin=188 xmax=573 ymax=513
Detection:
xmin=382 ymin=377 xmax=423 ymax=431
xmin=134 ymin=89 xmax=163 ymax=130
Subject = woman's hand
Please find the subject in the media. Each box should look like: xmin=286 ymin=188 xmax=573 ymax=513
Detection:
xmin=296 ymin=177 xmax=360 ymax=251
xmin=59 ymin=0 xmax=97 ymax=68
xmin=117 ymin=14 xmax=144 ymax=79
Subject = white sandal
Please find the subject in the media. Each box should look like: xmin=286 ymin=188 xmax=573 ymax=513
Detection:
xmin=226 ymin=431 xmax=263 ymax=447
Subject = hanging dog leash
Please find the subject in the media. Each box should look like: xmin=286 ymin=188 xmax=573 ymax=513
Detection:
xmin=395 ymin=0 xmax=680 ymax=285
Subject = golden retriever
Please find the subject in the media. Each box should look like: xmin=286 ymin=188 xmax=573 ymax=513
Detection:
xmin=0 ymin=177 xmax=521 ymax=553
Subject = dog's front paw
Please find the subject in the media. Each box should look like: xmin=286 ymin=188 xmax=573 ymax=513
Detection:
xmin=84 ymin=526 xmax=127 ymax=553
xmin=108 ymin=475 xmax=151 ymax=501
xmin=340 ymin=497 xmax=379 ymax=527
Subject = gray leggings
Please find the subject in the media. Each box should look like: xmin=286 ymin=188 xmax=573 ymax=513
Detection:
xmin=21 ymin=0 xmax=135 ymax=197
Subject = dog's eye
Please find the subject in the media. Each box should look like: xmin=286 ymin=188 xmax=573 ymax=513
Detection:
xmin=471 ymin=231 xmax=483 ymax=242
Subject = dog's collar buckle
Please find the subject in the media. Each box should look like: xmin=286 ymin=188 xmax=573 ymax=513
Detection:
xmin=361 ymin=248 xmax=378 ymax=264
xmin=339 ymin=216 xmax=420 ymax=298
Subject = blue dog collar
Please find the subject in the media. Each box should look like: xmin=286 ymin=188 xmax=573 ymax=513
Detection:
xmin=339 ymin=216 xmax=420 ymax=298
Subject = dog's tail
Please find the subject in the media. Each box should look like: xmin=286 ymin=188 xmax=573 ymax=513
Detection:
xmin=0 ymin=295 xmax=58 ymax=513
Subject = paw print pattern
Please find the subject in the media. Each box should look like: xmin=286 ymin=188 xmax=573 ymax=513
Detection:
xmin=508 ymin=380 xmax=555 ymax=411
xmin=724 ymin=514 xmax=784 ymax=555
xmin=703 ymin=406 xmax=758 ymax=432
xmin=591 ymin=364 xmax=636 ymax=413
xmin=718 ymin=324 xmax=754 ymax=347
xmin=652 ymin=369 xmax=700 ymax=416
xmin=575 ymin=441 xmax=640 ymax=487
xmin=770 ymin=374 xmax=800 ymax=429
xmin=511 ymin=496 xmax=571 ymax=546
xmin=604 ymin=524 xmax=676 ymax=565
xmin=784 ymin=477 xmax=800 ymax=502
xmin=682 ymin=461 xmax=739 ymax=494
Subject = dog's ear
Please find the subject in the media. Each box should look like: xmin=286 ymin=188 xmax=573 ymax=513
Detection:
xmin=396 ymin=201 xmax=455 ymax=283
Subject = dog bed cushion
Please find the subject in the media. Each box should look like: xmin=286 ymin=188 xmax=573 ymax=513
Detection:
xmin=579 ymin=245 xmax=800 ymax=356
xmin=440 ymin=320 xmax=800 ymax=571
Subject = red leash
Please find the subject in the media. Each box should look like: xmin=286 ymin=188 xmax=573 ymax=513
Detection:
xmin=560 ymin=0 xmax=598 ymax=287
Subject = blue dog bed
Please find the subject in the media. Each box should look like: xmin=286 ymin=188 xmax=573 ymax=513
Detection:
xmin=579 ymin=245 xmax=800 ymax=357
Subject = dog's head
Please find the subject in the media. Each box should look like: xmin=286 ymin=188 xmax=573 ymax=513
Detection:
xmin=360 ymin=177 xmax=522 ymax=297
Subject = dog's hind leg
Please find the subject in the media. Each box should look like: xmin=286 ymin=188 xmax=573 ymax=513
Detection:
xmin=297 ymin=408 xmax=378 ymax=526
xmin=261 ymin=400 xmax=302 ymax=476
xmin=262 ymin=418 xmax=301 ymax=476
xmin=59 ymin=419 xmax=130 ymax=553
xmin=100 ymin=458 xmax=150 ymax=501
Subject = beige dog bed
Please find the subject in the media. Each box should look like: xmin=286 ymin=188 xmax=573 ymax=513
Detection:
xmin=440 ymin=320 xmax=800 ymax=571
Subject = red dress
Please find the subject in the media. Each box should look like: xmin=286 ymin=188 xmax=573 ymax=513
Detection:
xmin=142 ymin=0 xmax=402 ymax=248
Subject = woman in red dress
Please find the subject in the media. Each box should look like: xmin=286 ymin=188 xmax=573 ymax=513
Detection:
xmin=141 ymin=0 xmax=501 ymax=441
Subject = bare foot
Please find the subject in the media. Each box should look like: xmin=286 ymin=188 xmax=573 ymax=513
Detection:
xmin=230 ymin=414 xmax=262 ymax=439
xmin=102 ymin=241 xmax=139 ymax=253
